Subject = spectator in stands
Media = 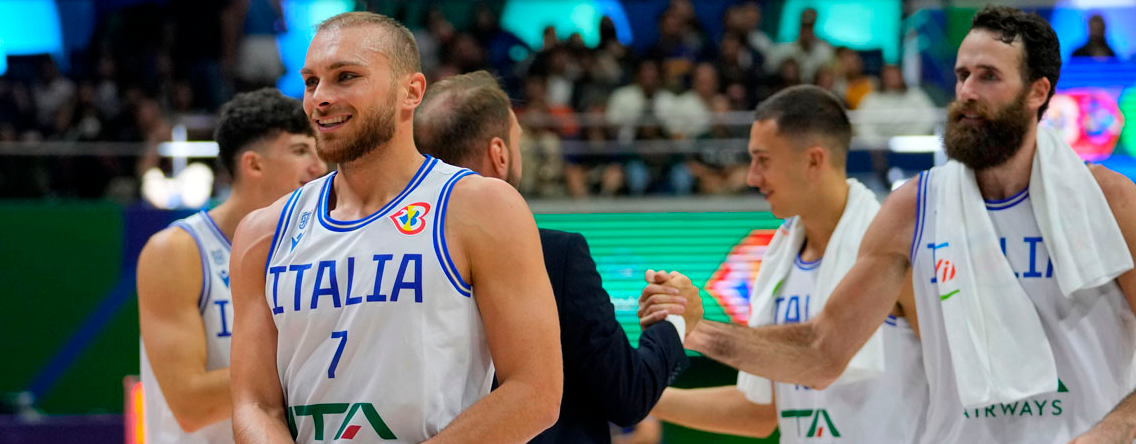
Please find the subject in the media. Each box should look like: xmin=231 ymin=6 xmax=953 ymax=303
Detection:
xmin=1073 ymin=14 xmax=1116 ymax=58
xmin=516 ymin=75 xmax=575 ymax=197
xmin=414 ymin=8 xmax=455 ymax=79
xmin=471 ymin=3 xmax=527 ymax=83
xmin=565 ymin=101 xmax=626 ymax=198
xmin=648 ymin=11 xmax=702 ymax=91
xmin=667 ymin=0 xmax=709 ymax=57
xmin=855 ymin=64 xmax=937 ymax=146
xmin=740 ymin=2 xmax=774 ymax=56
xmin=715 ymin=32 xmax=760 ymax=110
xmin=607 ymin=59 xmax=664 ymax=144
xmin=594 ymin=16 xmax=631 ymax=85
xmin=813 ymin=65 xmax=839 ymax=96
xmin=572 ymin=50 xmax=615 ymax=113
xmin=686 ymin=95 xmax=750 ymax=195
xmin=529 ymin=45 xmax=578 ymax=108
xmin=168 ymin=0 xmax=238 ymax=111
xmin=833 ymin=47 xmax=877 ymax=109
xmin=765 ymin=8 xmax=833 ymax=82
xmin=32 ymin=57 xmax=76 ymax=136
xmin=758 ymin=58 xmax=802 ymax=103
xmin=233 ymin=0 xmax=287 ymax=92
xmin=657 ymin=62 xmax=718 ymax=139
xmin=93 ymin=54 xmax=123 ymax=123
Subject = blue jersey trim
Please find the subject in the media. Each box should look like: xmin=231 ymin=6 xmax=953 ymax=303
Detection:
xmin=911 ymin=170 xmax=929 ymax=262
xmin=200 ymin=210 xmax=232 ymax=250
xmin=317 ymin=156 xmax=438 ymax=232
xmin=173 ymin=221 xmax=212 ymax=314
xmin=884 ymin=314 xmax=898 ymax=326
xmin=793 ymin=253 xmax=822 ymax=271
xmin=983 ymin=186 xmax=1029 ymax=205
xmin=433 ymin=170 xmax=476 ymax=297
xmin=985 ymin=190 xmax=1030 ymax=211
xmin=266 ymin=188 xmax=304 ymax=271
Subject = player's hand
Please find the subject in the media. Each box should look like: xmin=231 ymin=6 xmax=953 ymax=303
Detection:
xmin=1067 ymin=422 xmax=1136 ymax=444
xmin=663 ymin=272 xmax=703 ymax=335
xmin=638 ymin=269 xmax=683 ymax=329
xmin=637 ymin=270 xmax=703 ymax=336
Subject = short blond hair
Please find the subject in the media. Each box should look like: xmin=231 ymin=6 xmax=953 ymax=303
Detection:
xmin=317 ymin=12 xmax=421 ymax=76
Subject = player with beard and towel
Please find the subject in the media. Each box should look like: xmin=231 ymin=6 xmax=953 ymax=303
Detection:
xmin=640 ymin=6 xmax=1136 ymax=443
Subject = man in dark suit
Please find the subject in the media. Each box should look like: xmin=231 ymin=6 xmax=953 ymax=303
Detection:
xmin=414 ymin=70 xmax=699 ymax=443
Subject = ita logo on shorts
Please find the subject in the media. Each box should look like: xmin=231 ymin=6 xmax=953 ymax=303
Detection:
xmin=390 ymin=202 xmax=431 ymax=235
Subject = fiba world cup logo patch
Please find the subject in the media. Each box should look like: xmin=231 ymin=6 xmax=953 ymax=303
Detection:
xmin=390 ymin=202 xmax=431 ymax=235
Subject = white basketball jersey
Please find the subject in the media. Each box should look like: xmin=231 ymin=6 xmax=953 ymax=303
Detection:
xmin=265 ymin=156 xmax=492 ymax=443
xmin=772 ymin=254 xmax=929 ymax=444
xmin=911 ymin=169 xmax=1136 ymax=443
xmin=140 ymin=210 xmax=236 ymax=444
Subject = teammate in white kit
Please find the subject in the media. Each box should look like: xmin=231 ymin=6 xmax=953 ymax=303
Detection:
xmin=138 ymin=88 xmax=326 ymax=443
xmin=644 ymin=86 xmax=928 ymax=443
xmin=228 ymin=12 xmax=563 ymax=444
xmin=641 ymin=6 xmax=1136 ymax=443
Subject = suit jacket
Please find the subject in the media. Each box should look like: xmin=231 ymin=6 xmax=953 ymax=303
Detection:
xmin=529 ymin=229 xmax=689 ymax=444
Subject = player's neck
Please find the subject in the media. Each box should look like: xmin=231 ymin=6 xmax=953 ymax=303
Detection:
xmin=207 ymin=193 xmax=260 ymax=243
xmin=798 ymin=175 xmax=849 ymax=262
xmin=974 ymin=124 xmax=1037 ymax=201
xmin=330 ymin=133 xmax=426 ymax=218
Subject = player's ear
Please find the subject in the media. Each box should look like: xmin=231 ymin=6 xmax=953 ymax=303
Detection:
xmin=239 ymin=149 xmax=264 ymax=180
xmin=488 ymin=137 xmax=508 ymax=180
xmin=404 ymin=72 xmax=427 ymax=110
xmin=806 ymin=145 xmax=827 ymax=173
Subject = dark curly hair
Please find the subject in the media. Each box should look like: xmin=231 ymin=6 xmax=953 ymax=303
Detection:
xmin=213 ymin=88 xmax=313 ymax=179
xmin=970 ymin=5 xmax=1061 ymax=120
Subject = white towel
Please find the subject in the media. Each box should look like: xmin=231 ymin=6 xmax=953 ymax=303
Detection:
xmin=934 ymin=125 xmax=1133 ymax=408
xmin=737 ymin=179 xmax=884 ymax=403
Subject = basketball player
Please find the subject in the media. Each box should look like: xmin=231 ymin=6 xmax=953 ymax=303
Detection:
xmin=414 ymin=70 xmax=693 ymax=444
xmin=642 ymin=86 xmax=927 ymax=443
xmin=228 ymin=12 xmax=563 ymax=444
xmin=642 ymin=6 xmax=1136 ymax=443
xmin=138 ymin=88 xmax=326 ymax=443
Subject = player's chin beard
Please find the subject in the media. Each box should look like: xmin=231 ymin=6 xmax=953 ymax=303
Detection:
xmin=315 ymin=97 xmax=397 ymax=165
xmin=943 ymin=90 xmax=1033 ymax=171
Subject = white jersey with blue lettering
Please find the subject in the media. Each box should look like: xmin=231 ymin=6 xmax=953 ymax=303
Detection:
xmin=140 ymin=210 xmax=236 ymax=444
xmin=771 ymin=253 xmax=928 ymax=444
xmin=265 ymin=156 xmax=491 ymax=443
xmin=910 ymin=169 xmax=1136 ymax=443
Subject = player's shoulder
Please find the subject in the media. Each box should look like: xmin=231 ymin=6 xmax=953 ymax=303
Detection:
xmin=1089 ymin=163 xmax=1136 ymax=205
xmin=879 ymin=173 xmax=921 ymax=217
xmin=138 ymin=223 xmax=203 ymax=295
xmin=236 ymin=192 xmax=296 ymax=242
xmin=447 ymin=175 xmax=531 ymax=221
xmin=141 ymin=223 xmax=199 ymax=265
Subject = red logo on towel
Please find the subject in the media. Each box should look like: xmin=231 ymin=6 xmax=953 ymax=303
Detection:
xmin=936 ymin=259 xmax=957 ymax=283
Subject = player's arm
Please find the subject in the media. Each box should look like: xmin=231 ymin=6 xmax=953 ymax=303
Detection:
xmin=425 ymin=177 xmax=562 ymax=444
xmin=137 ymin=228 xmax=232 ymax=432
xmin=229 ymin=202 xmax=293 ymax=444
xmin=896 ymin=268 xmax=921 ymax=338
xmin=1070 ymin=166 xmax=1136 ymax=443
xmin=651 ymin=386 xmax=778 ymax=438
xmin=645 ymin=180 xmax=918 ymax=389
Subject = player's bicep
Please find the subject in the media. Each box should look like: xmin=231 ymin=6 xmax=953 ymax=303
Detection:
xmin=1091 ymin=165 xmax=1136 ymax=315
xmin=450 ymin=179 xmax=561 ymax=385
xmin=138 ymin=229 xmax=210 ymax=384
xmin=229 ymin=207 xmax=285 ymax=407
xmin=813 ymin=179 xmax=917 ymax=358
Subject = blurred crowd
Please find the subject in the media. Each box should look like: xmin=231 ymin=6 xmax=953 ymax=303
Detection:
xmin=1 ymin=0 xmax=955 ymax=200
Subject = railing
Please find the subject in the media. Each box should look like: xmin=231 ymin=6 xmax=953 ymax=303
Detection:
xmin=0 ymin=109 xmax=946 ymax=203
